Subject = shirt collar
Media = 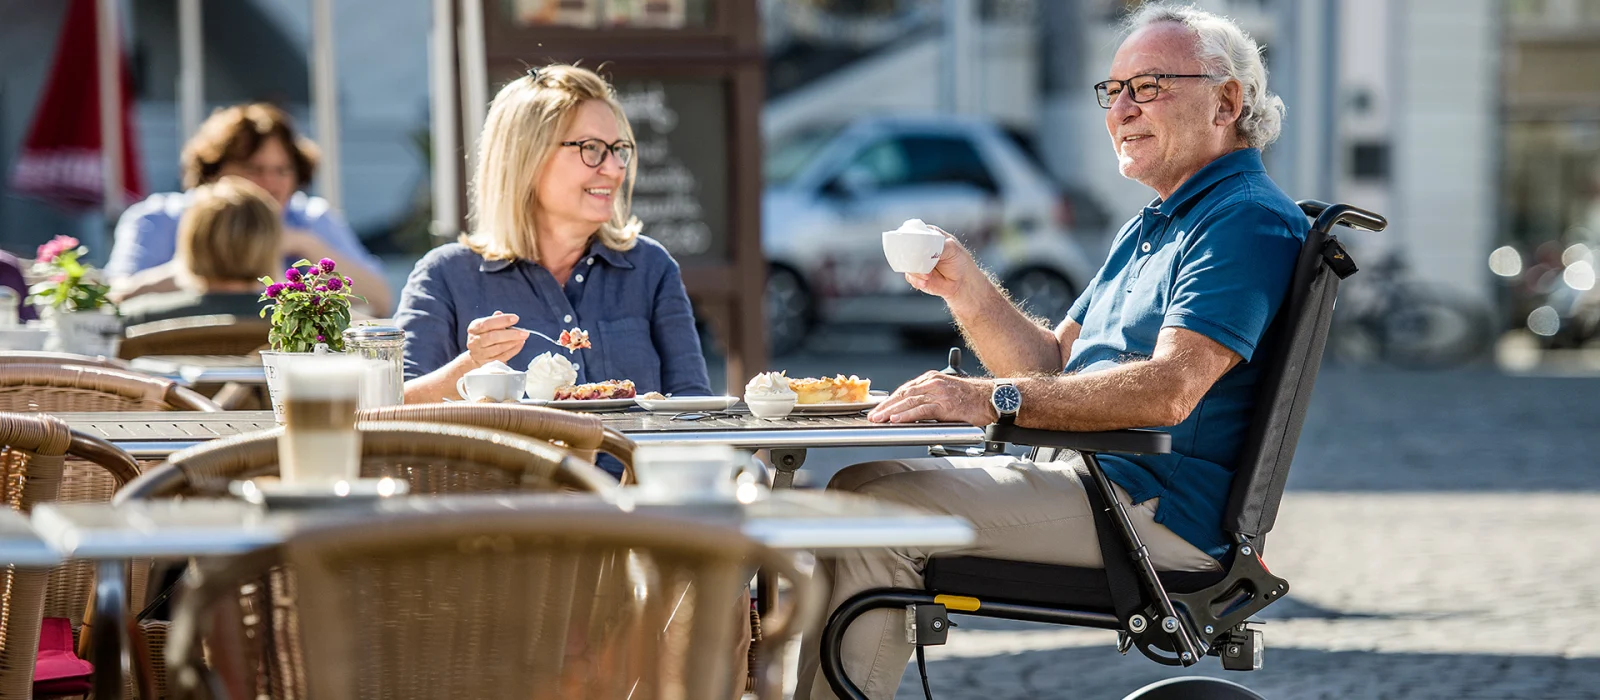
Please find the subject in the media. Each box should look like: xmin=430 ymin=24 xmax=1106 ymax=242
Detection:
xmin=477 ymin=237 xmax=634 ymax=273
xmin=1153 ymin=148 xmax=1265 ymax=218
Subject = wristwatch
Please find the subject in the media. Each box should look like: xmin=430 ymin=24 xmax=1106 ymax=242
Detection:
xmin=990 ymin=379 xmax=1021 ymax=423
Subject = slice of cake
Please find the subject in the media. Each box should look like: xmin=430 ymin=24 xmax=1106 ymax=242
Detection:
xmin=787 ymin=375 xmax=871 ymax=404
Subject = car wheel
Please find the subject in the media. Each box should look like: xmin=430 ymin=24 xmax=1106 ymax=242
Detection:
xmin=765 ymin=265 xmax=814 ymax=356
xmin=1004 ymin=268 xmax=1078 ymax=326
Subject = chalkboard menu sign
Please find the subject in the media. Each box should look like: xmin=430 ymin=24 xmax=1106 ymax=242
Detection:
xmin=615 ymin=79 xmax=729 ymax=264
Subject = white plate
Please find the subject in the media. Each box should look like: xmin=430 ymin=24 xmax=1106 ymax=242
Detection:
xmin=229 ymin=477 xmax=410 ymax=508
xmin=635 ymin=395 xmax=739 ymax=413
xmin=789 ymin=394 xmax=887 ymax=415
xmin=519 ymin=397 xmax=637 ymax=412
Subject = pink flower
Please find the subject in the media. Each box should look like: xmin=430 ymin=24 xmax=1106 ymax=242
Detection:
xmin=49 ymin=273 xmax=66 ymax=283
xmin=325 ymin=277 xmax=343 ymax=291
xmin=36 ymin=235 xmax=80 ymax=263
xmin=288 ymin=282 xmax=308 ymax=293
xmin=318 ymin=258 xmax=337 ymax=273
xmin=265 ymin=283 xmax=285 ymax=298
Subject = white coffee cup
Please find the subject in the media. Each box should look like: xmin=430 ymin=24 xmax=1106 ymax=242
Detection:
xmin=632 ymin=444 xmax=755 ymax=498
xmin=457 ymin=369 xmax=526 ymax=402
xmin=882 ymin=219 xmax=947 ymax=274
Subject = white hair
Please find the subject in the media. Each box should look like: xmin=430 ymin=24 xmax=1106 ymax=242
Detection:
xmin=1126 ymin=2 xmax=1285 ymax=150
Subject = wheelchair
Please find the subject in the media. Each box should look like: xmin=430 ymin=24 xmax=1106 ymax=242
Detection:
xmin=820 ymin=200 xmax=1386 ymax=699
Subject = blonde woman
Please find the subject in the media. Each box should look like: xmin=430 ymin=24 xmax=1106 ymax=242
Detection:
xmin=396 ymin=65 xmax=711 ymax=432
xmin=119 ymin=177 xmax=280 ymax=326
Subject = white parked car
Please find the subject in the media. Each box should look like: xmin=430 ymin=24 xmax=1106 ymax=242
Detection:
xmin=762 ymin=115 xmax=1105 ymax=354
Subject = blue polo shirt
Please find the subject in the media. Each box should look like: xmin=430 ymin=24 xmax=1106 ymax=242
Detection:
xmin=1064 ymin=148 xmax=1306 ymax=559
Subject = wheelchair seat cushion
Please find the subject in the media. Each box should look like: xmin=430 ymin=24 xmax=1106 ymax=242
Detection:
xmin=924 ymin=556 xmax=1227 ymax=611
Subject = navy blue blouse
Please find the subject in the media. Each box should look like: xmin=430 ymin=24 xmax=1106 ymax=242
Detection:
xmin=395 ymin=236 xmax=712 ymax=398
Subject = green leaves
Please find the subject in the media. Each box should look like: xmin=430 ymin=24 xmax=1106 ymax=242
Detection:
xmin=26 ymin=246 xmax=115 ymax=314
xmin=259 ymin=258 xmax=362 ymax=353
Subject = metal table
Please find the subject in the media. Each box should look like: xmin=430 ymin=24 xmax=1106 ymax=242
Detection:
xmin=0 ymin=508 xmax=59 ymax=567
xmin=63 ymin=411 xmax=988 ymax=485
xmin=129 ymin=355 xmax=268 ymax=385
xmin=34 ymin=491 xmax=974 ymax=700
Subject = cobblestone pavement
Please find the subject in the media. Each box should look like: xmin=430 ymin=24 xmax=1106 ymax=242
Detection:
xmin=743 ymin=342 xmax=1600 ymax=699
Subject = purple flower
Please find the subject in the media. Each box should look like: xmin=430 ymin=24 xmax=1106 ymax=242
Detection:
xmin=310 ymin=295 xmax=323 ymax=307
xmin=285 ymin=268 xmax=303 ymax=283
xmin=343 ymin=276 xmax=353 ymax=287
xmin=318 ymin=258 xmax=337 ymax=273
xmin=265 ymin=283 xmax=284 ymax=298
xmin=315 ymin=284 xmax=328 ymax=292
xmin=288 ymin=282 xmax=308 ymax=293
xmin=325 ymin=276 xmax=343 ymax=291
xmin=316 ymin=334 xmax=326 ymax=343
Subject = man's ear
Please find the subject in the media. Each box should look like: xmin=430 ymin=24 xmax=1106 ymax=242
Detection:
xmin=1215 ymin=79 xmax=1244 ymax=127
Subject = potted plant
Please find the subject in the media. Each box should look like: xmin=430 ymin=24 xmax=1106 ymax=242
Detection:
xmin=257 ymin=257 xmax=364 ymax=421
xmin=27 ymin=235 xmax=121 ymax=357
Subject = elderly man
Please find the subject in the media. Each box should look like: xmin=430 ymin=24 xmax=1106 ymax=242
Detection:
xmin=794 ymin=4 xmax=1306 ymax=698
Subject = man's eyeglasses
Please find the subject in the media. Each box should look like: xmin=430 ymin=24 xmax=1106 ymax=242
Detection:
xmin=561 ymin=139 xmax=635 ymax=168
xmin=1093 ymin=74 xmax=1218 ymax=109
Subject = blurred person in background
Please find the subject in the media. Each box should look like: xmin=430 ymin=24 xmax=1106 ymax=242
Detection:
xmin=118 ymin=177 xmax=277 ymax=326
xmin=107 ymin=103 xmax=392 ymax=315
xmin=396 ymin=65 xmax=710 ymax=418
xmin=0 ymin=250 xmax=39 ymax=322
xmin=796 ymin=4 xmax=1307 ymax=697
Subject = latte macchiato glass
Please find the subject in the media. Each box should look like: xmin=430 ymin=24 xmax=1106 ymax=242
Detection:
xmin=280 ymin=357 xmax=363 ymax=485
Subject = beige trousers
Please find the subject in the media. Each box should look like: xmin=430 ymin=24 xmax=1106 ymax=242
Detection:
xmin=793 ymin=452 xmax=1220 ymax=700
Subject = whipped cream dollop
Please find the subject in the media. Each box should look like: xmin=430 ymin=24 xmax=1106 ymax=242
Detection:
xmin=526 ymin=351 xmax=579 ymax=387
xmin=469 ymin=359 xmax=520 ymax=375
xmin=893 ymin=218 xmax=938 ymax=235
xmin=745 ymin=371 xmax=797 ymax=398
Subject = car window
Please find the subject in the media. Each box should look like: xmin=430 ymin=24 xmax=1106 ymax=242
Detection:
xmin=897 ymin=135 xmax=998 ymax=193
xmin=842 ymin=138 xmax=913 ymax=188
xmin=765 ymin=125 xmax=844 ymax=185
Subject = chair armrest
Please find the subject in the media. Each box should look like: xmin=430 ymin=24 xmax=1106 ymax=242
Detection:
xmin=984 ymin=423 xmax=1172 ymax=455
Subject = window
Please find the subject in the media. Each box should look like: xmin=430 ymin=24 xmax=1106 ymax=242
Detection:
xmin=839 ymin=135 xmax=997 ymax=193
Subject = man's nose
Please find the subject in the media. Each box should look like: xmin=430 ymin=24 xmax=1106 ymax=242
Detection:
xmin=1108 ymin=88 xmax=1141 ymax=122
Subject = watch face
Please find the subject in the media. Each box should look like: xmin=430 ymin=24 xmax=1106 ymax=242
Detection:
xmin=994 ymin=384 xmax=1022 ymax=413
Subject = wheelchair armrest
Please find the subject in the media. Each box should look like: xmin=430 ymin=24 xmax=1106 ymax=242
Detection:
xmin=984 ymin=423 xmax=1171 ymax=455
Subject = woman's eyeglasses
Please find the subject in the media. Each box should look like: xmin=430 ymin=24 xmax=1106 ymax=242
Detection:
xmin=1093 ymin=73 xmax=1218 ymax=109
xmin=561 ymin=139 xmax=635 ymax=168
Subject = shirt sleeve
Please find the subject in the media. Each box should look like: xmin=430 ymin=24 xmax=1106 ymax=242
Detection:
xmin=304 ymin=205 xmax=383 ymax=274
xmin=650 ymin=255 xmax=713 ymax=396
xmin=1162 ymin=202 xmax=1304 ymax=362
xmin=395 ymin=255 xmax=460 ymax=380
xmin=106 ymin=202 xmax=173 ymax=280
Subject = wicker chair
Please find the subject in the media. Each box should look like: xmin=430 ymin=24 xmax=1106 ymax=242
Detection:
xmin=166 ymin=506 xmax=813 ymax=700
xmin=115 ymin=421 xmax=618 ymax=700
xmin=117 ymin=315 xmax=270 ymax=361
xmin=0 ymin=364 xmax=222 ymax=413
xmin=358 ymin=402 xmax=638 ymax=483
xmin=0 ymin=412 xmax=143 ymax=700
xmin=0 ymin=351 xmax=130 ymax=370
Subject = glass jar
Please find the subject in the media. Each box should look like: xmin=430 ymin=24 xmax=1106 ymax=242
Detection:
xmin=342 ymin=325 xmax=406 ymax=409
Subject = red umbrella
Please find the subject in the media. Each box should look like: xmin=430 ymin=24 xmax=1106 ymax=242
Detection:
xmin=9 ymin=0 xmax=144 ymax=212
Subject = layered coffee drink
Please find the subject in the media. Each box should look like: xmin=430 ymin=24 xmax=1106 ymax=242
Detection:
xmin=280 ymin=357 xmax=363 ymax=485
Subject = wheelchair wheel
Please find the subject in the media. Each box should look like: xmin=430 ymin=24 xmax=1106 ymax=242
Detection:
xmin=1121 ymin=677 xmax=1268 ymax=700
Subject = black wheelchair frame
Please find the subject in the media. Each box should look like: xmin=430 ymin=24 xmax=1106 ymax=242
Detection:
xmin=821 ymin=201 xmax=1386 ymax=699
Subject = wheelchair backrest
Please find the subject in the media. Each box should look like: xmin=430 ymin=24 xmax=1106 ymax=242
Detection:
xmin=1222 ymin=200 xmax=1376 ymax=540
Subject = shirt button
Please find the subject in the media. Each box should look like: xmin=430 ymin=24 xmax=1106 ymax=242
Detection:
xmin=574 ymin=274 xmax=584 ymax=283
xmin=586 ymin=257 xmax=594 ymax=265
xmin=573 ymin=364 xmax=581 ymax=371
xmin=563 ymin=314 xmax=573 ymax=323
xmin=1141 ymin=242 xmax=1152 ymax=253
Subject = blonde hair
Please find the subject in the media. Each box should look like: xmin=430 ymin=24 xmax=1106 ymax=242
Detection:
xmin=463 ymin=64 xmax=641 ymax=261
xmin=176 ymin=177 xmax=282 ymax=287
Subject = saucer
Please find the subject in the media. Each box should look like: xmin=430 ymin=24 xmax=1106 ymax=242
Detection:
xmin=229 ymin=477 xmax=410 ymax=509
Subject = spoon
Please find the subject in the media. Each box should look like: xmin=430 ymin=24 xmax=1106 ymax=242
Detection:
xmin=512 ymin=327 xmax=587 ymax=353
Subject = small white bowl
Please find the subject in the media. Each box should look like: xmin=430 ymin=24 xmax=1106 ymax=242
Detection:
xmin=744 ymin=394 xmax=798 ymax=420
xmin=882 ymin=230 xmax=946 ymax=274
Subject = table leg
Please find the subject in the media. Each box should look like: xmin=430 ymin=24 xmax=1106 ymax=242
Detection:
xmin=768 ymin=448 xmax=807 ymax=490
xmin=93 ymin=559 xmax=128 ymax=700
